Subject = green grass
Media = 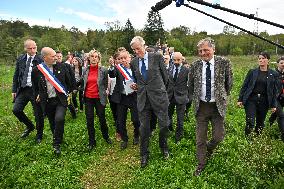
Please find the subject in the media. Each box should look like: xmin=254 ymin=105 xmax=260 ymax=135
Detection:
xmin=0 ymin=56 xmax=283 ymax=189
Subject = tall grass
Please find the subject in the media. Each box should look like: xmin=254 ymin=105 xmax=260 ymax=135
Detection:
xmin=0 ymin=56 xmax=283 ymax=188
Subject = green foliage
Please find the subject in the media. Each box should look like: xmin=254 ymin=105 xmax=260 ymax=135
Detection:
xmin=1 ymin=56 xmax=283 ymax=188
xmin=143 ymin=10 xmax=166 ymax=45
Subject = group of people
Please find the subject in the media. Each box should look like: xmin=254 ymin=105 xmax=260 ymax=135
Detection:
xmin=11 ymin=36 xmax=283 ymax=177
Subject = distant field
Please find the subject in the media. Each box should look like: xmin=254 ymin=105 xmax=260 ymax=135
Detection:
xmin=0 ymin=56 xmax=283 ymax=189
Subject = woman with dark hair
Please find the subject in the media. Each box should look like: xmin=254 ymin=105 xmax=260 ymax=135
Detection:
xmin=237 ymin=52 xmax=278 ymax=136
xmin=82 ymin=49 xmax=112 ymax=150
xmin=71 ymin=56 xmax=84 ymax=112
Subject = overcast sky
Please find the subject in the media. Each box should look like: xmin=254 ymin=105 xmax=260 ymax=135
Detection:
xmin=1 ymin=0 xmax=283 ymax=34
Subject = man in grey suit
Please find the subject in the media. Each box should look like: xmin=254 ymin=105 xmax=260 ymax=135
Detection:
xmin=167 ymin=52 xmax=190 ymax=142
xmin=130 ymin=36 xmax=170 ymax=168
xmin=188 ymin=37 xmax=233 ymax=176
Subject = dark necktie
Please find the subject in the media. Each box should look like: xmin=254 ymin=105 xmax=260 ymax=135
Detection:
xmin=173 ymin=65 xmax=179 ymax=82
xmin=22 ymin=56 xmax=32 ymax=87
xmin=141 ymin=58 xmax=147 ymax=80
xmin=205 ymin=62 xmax=211 ymax=102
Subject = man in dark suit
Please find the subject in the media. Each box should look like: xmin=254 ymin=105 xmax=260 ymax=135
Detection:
xmin=12 ymin=39 xmax=44 ymax=142
xmin=188 ymin=37 xmax=233 ymax=176
xmin=167 ymin=52 xmax=190 ymax=142
xmin=32 ymin=47 xmax=72 ymax=155
xmin=130 ymin=36 xmax=170 ymax=168
xmin=109 ymin=50 xmax=140 ymax=149
xmin=56 ymin=51 xmax=77 ymax=119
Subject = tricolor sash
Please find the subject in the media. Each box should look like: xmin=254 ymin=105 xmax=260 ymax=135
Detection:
xmin=37 ymin=63 xmax=68 ymax=96
xmin=116 ymin=64 xmax=134 ymax=81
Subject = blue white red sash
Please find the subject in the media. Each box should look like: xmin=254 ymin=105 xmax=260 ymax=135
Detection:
xmin=116 ymin=64 xmax=134 ymax=81
xmin=37 ymin=63 xmax=68 ymax=96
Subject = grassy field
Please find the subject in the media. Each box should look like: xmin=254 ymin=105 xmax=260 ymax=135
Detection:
xmin=0 ymin=56 xmax=283 ymax=189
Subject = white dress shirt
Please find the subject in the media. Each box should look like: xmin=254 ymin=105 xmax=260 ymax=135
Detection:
xmin=200 ymin=58 xmax=215 ymax=102
xmin=26 ymin=54 xmax=35 ymax=87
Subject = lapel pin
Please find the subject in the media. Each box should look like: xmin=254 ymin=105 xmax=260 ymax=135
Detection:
xmin=58 ymin=71 xmax=60 ymax=74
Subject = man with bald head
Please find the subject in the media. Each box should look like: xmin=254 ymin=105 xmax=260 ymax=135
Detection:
xmin=32 ymin=47 xmax=72 ymax=155
xmin=12 ymin=39 xmax=44 ymax=141
xmin=167 ymin=52 xmax=190 ymax=142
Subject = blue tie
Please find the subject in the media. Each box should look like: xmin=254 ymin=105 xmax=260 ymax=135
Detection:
xmin=205 ymin=62 xmax=211 ymax=102
xmin=141 ymin=58 xmax=147 ymax=80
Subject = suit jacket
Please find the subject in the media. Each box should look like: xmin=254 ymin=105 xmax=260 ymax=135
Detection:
xmin=108 ymin=66 xmax=137 ymax=104
xmin=31 ymin=62 xmax=72 ymax=112
xmin=130 ymin=52 xmax=169 ymax=112
xmin=167 ymin=65 xmax=190 ymax=104
xmin=82 ymin=65 xmax=108 ymax=106
xmin=12 ymin=54 xmax=43 ymax=95
xmin=238 ymin=68 xmax=278 ymax=108
xmin=63 ymin=63 xmax=77 ymax=91
xmin=188 ymin=56 xmax=233 ymax=117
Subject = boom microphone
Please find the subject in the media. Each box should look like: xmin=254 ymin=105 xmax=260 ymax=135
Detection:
xmin=151 ymin=0 xmax=174 ymax=12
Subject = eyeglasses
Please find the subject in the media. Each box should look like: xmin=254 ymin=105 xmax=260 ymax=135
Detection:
xmin=27 ymin=47 xmax=37 ymax=50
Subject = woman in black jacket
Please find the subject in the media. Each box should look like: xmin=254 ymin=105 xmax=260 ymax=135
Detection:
xmin=237 ymin=52 xmax=278 ymax=136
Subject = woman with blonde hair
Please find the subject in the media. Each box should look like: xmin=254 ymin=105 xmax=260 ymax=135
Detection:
xmin=82 ymin=49 xmax=112 ymax=150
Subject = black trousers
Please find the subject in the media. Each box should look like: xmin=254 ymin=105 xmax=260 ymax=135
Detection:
xmin=168 ymin=97 xmax=186 ymax=137
xmin=13 ymin=87 xmax=44 ymax=134
xmin=72 ymin=90 xmax=83 ymax=110
xmin=244 ymin=94 xmax=269 ymax=135
xmin=85 ymin=97 xmax=109 ymax=145
xmin=139 ymin=97 xmax=169 ymax=157
xmin=117 ymin=93 xmax=140 ymax=142
xmin=45 ymin=97 xmax=67 ymax=147
xmin=269 ymin=101 xmax=284 ymax=141
xmin=109 ymin=96 xmax=119 ymax=133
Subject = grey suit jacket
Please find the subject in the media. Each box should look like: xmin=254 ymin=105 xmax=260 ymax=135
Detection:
xmin=188 ymin=56 xmax=233 ymax=117
xmin=167 ymin=65 xmax=190 ymax=104
xmin=82 ymin=65 xmax=108 ymax=106
xmin=130 ymin=52 xmax=169 ymax=112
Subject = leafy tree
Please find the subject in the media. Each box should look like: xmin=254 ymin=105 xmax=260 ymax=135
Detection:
xmin=170 ymin=25 xmax=191 ymax=39
xmin=143 ymin=10 xmax=166 ymax=45
xmin=121 ymin=19 xmax=135 ymax=52
xmin=104 ymin=20 xmax=123 ymax=54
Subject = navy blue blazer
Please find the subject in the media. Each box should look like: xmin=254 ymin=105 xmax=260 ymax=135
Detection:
xmin=12 ymin=54 xmax=43 ymax=95
xmin=238 ymin=68 xmax=278 ymax=108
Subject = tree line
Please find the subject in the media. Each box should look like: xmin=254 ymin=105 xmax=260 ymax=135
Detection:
xmin=0 ymin=9 xmax=283 ymax=64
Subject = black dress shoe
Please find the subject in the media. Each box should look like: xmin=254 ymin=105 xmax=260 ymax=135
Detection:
xmin=175 ymin=135 xmax=182 ymax=143
xmin=193 ymin=165 xmax=205 ymax=176
xmin=105 ymin=138 xmax=112 ymax=144
xmin=206 ymin=149 xmax=213 ymax=159
xmin=36 ymin=137 xmax=42 ymax=144
xmin=54 ymin=146 xmax=61 ymax=155
xmin=21 ymin=128 xmax=34 ymax=138
xmin=141 ymin=155 xmax=149 ymax=168
xmin=162 ymin=149 xmax=170 ymax=159
xmin=120 ymin=141 xmax=128 ymax=150
xmin=88 ymin=144 xmax=95 ymax=151
xmin=133 ymin=137 xmax=139 ymax=145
